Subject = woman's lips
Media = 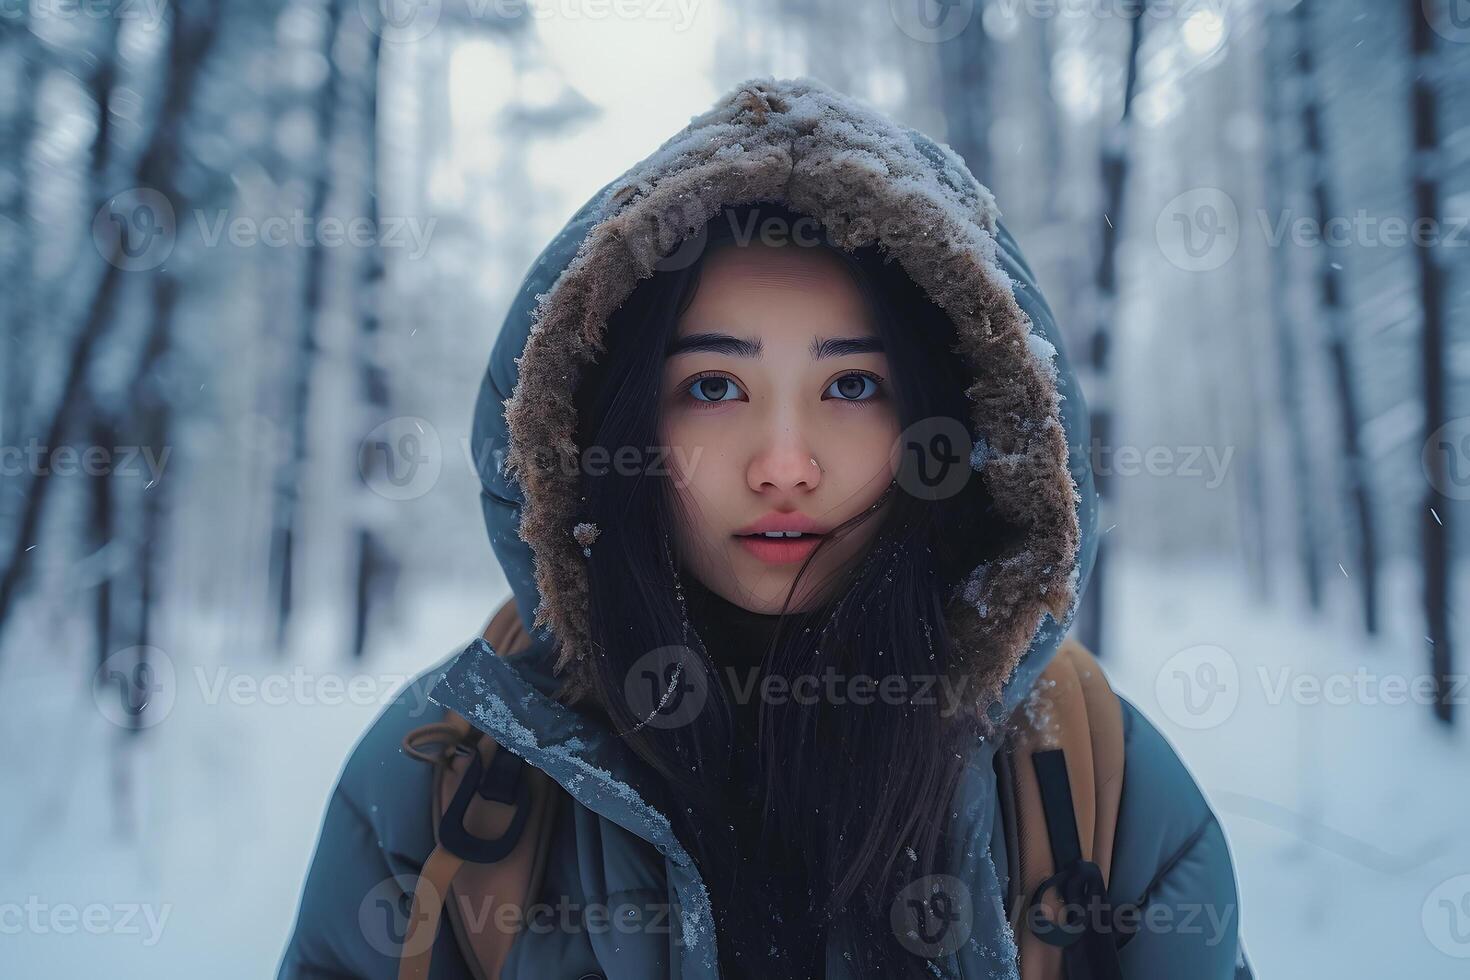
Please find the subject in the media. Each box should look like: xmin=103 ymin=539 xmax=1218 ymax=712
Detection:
xmin=734 ymin=534 xmax=824 ymax=565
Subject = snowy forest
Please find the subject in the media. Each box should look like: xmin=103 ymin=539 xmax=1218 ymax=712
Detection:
xmin=2 ymin=0 xmax=1469 ymax=976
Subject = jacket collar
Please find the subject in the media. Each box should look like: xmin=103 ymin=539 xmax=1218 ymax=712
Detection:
xmin=429 ymin=635 xmax=722 ymax=976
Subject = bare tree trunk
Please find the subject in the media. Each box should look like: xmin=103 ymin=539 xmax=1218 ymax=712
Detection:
xmin=1035 ymin=17 xmax=1065 ymax=226
xmin=99 ymin=228 xmax=182 ymax=840
xmin=0 ymin=13 xmax=39 ymax=455
xmin=1221 ymin=45 xmax=1272 ymax=601
xmin=937 ymin=14 xmax=990 ymax=184
xmin=87 ymin=19 xmax=119 ymax=182
xmin=89 ymin=414 xmax=115 ymax=671
xmin=1263 ymin=0 xmax=1324 ymax=611
xmin=270 ymin=0 xmax=348 ymax=651
xmin=351 ymin=21 xmax=396 ymax=659
xmin=85 ymin=14 xmax=122 ymax=682
xmin=1291 ymin=0 xmax=1380 ymax=634
xmin=127 ymin=268 xmax=179 ymax=656
xmin=1409 ymin=0 xmax=1453 ymax=725
xmin=1076 ymin=0 xmax=1146 ymax=657
xmin=0 ymin=1 xmax=222 ymax=647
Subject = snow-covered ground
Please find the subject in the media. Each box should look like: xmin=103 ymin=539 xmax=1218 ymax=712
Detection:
xmin=1103 ymin=556 xmax=1470 ymax=979
xmin=3 ymin=557 xmax=1468 ymax=978
xmin=0 ymin=580 xmax=501 ymax=980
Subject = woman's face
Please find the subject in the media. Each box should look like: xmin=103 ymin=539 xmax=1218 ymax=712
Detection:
xmin=658 ymin=240 xmax=901 ymax=614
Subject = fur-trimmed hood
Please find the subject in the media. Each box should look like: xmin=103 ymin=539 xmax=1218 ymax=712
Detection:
xmin=473 ymin=75 xmax=1098 ymax=720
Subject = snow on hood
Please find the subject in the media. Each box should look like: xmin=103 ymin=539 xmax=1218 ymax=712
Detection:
xmin=472 ymin=75 xmax=1098 ymax=721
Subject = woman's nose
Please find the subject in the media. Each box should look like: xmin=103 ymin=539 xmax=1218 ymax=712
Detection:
xmin=746 ymin=432 xmax=822 ymax=495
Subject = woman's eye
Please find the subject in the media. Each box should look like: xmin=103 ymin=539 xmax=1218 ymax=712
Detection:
xmin=688 ymin=375 xmax=744 ymax=403
xmin=824 ymin=373 xmax=881 ymax=401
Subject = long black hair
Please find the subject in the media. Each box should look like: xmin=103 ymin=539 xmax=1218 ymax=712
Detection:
xmin=571 ymin=202 xmax=1010 ymax=976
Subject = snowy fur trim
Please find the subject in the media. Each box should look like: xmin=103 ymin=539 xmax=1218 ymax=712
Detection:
xmin=501 ymin=76 xmax=1079 ymax=714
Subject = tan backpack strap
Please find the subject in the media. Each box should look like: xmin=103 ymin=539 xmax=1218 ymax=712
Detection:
xmin=398 ymin=719 xmax=478 ymax=980
xmin=397 ymin=596 xmax=559 ymax=980
xmin=397 ymin=845 xmax=468 ymax=980
xmin=1003 ymin=636 xmax=1125 ymax=980
xmin=1072 ymin=643 xmax=1124 ymax=887
xmin=438 ymin=730 xmax=561 ymax=979
xmin=480 ymin=597 xmax=533 ymax=656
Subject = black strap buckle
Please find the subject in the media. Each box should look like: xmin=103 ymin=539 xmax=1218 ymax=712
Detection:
xmin=439 ymin=744 xmax=532 ymax=863
xmin=1028 ymin=748 xmax=1124 ymax=980
xmin=1029 ymin=858 xmax=1108 ymax=948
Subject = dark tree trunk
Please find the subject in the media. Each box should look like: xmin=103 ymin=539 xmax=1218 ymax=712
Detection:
xmin=1264 ymin=0 xmax=1324 ymax=611
xmin=128 ymin=270 xmax=180 ymax=664
xmin=1076 ymin=0 xmax=1146 ymax=657
xmin=270 ymin=0 xmax=348 ymax=651
xmin=352 ymin=22 xmax=393 ymax=660
xmin=1034 ymin=16 xmax=1064 ymax=227
xmin=89 ymin=416 xmax=115 ymax=672
xmin=1291 ymin=0 xmax=1380 ymax=635
xmin=1409 ymin=0 xmax=1453 ymax=725
xmin=0 ymin=14 xmax=39 ymax=456
xmin=85 ymin=14 xmax=123 ymax=679
xmin=937 ymin=13 xmax=990 ymax=184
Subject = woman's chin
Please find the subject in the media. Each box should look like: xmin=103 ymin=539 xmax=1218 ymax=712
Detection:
xmin=726 ymin=573 xmax=825 ymax=616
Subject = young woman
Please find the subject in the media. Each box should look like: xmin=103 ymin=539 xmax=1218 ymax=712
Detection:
xmin=279 ymin=76 xmax=1247 ymax=980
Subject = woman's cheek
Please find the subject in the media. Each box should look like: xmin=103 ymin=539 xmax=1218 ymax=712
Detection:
xmin=657 ymin=410 xmax=689 ymax=482
xmin=837 ymin=412 xmax=902 ymax=472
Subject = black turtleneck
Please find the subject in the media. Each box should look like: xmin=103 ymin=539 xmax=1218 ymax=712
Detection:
xmin=681 ymin=576 xmax=827 ymax=979
xmin=682 ymin=578 xmax=783 ymax=736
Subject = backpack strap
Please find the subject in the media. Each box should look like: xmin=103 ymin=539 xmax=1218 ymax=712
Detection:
xmin=999 ymin=636 xmax=1126 ymax=980
xmin=397 ymin=598 xmax=563 ymax=980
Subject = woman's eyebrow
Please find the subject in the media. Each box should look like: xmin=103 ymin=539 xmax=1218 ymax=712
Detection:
xmin=665 ymin=332 xmax=883 ymax=359
xmin=811 ymin=335 xmax=884 ymax=358
xmin=665 ymin=332 xmax=762 ymax=358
